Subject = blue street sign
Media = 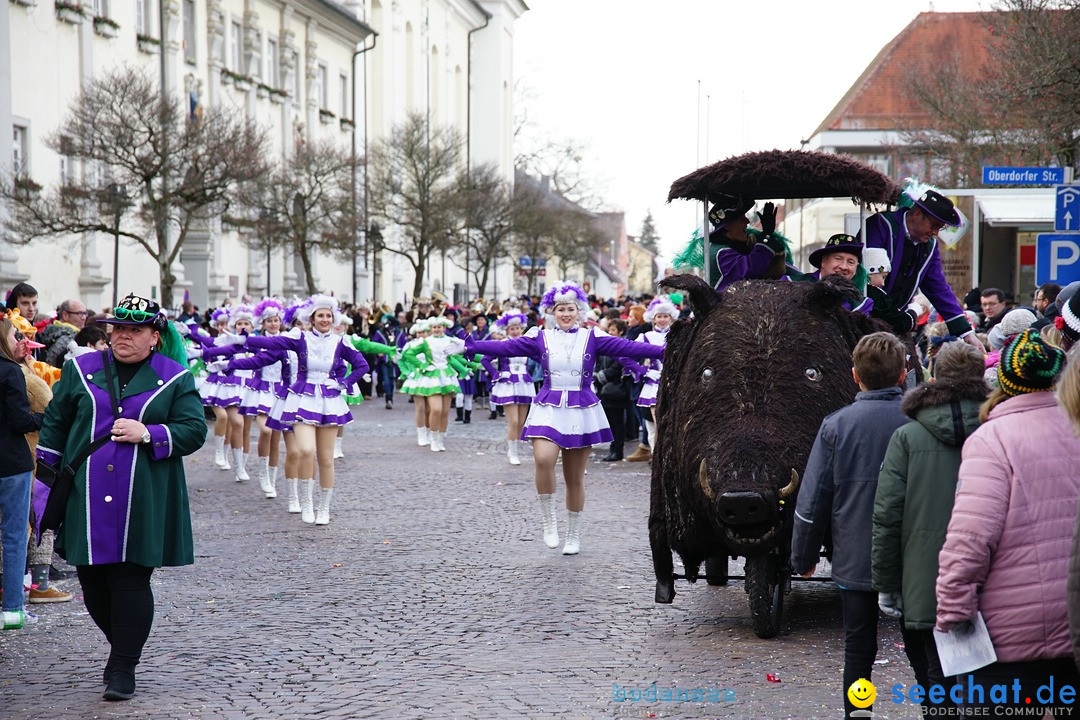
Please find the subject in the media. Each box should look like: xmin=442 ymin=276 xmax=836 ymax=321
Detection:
xmin=1056 ymin=186 xmax=1080 ymax=232
xmin=518 ymin=256 xmax=532 ymax=268
xmin=983 ymin=166 xmax=1065 ymax=186
xmin=1036 ymin=234 xmax=1080 ymax=286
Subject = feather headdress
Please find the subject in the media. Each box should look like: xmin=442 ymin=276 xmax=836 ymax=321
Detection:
xmin=539 ymin=282 xmax=589 ymax=319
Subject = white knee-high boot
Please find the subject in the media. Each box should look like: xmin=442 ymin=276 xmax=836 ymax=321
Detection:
xmin=300 ymin=479 xmax=315 ymax=523
xmin=645 ymin=419 xmax=658 ymax=451
xmin=256 ymin=456 xmax=272 ymax=495
xmin=286 ymin=478 xmax=301 ymax=513
xmin=315 ymin=487 xmax=333 ymax=525
xmin=562 ymin=511 xmax=581 ymax=555
xmin=214 ymin=436 xmax=229 ymax=469
xmin=266 ymin=465 xmax=279 ymax=499
xmin=507 ymin=440 xmax=520 ymax=465
xmin=538 ymin=494 xmax=559 ymax=548
xmin=333 ymin=436 xmax=344 ymax=459
xmin=232 ymin=448 xmax=249 ymax=481
xmin=417 ymin=427 xmax=430 ymax=446
xmin=429 ymin=431 xmax=441 ymax=452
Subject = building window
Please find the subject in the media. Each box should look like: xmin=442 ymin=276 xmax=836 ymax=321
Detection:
xmin=861 ymin=154 xmax=891 ymax=178
xmin=92 ymin=0 xmax=108 ymax=18
xmin=230 ymin=21 xmax=242 ymax=73
xmin=135 ymin=0 xmax=146 ymax=34
xmin=182 ymin=0 xmax=196 ymax=65
xmin=251 ymin=32 xmax=261 ymax=79
xmin=12 ymin=126 xmax=28 ymax=177
xmin=318 ymin=64 xmax=328 ymax=109
xmin=291 ymin=50 xmax=301 ymax=100
xmin=340 ymin=74 xmax=348 ymax=118
xmin=267 ymin=38 xmax=279 ymax=87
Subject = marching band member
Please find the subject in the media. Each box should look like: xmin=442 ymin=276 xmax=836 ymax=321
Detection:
xmin=243 ymin=295 xmax=368 ymax=525
xmin=398 ymin=320 xmax=433 ymax=446
xmin=482 ymin=312 xmax=536 ymax=465
xmin=623 ymin=295 xmax=679 ymax=451
xmin=465 ymin=282 xmax=664 ymax=555
xmin=400 ymin=316 xmax=469 ymax=452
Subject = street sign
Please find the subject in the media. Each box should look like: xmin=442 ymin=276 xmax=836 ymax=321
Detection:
xmin=1035 ymin=234 xmax=1080 ymax=285
xmin=982 ymin=166 xmax=1065 ymax=186
xmin=1057 ymin=185 xmax=1080 ymax=231
xmin=517 ymin=257 xmax=546 ymax=269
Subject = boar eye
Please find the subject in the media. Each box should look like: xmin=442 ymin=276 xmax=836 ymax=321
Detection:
xmin=804 ymin=367 xmax=822 ymax=382
xmin=701 ymin=367 xmax=714 ymax=382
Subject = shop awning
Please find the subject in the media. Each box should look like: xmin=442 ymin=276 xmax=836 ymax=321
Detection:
xmin=976 ymin=194 xmax=1055 ymax=227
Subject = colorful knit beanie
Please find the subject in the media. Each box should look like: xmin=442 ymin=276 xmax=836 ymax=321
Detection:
xmin=996 ymin=328 xmax=1065 ymax=397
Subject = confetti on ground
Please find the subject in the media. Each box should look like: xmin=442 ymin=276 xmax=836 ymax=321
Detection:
xmin=382 ymin=539 xmax=391 ymax=544
xmin=331 ymin=564 xmax=344 ymax=568
xmin=766 ymin=674 xmax=781 ymax=683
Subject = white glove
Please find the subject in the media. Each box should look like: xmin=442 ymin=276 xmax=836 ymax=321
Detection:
xmin=362 ymin=374 xmax=371 ymax=383
xmin=878 ymin=591 xmax=903 ymax=619
xmin=206 ymin=360 xmax=229 ymax=373
xmin=498 ymin=371 xmax=511 ymax=381
xmin=174 ymin=322 xmax=191 ymax=337
xmin=646 ymin=368 xmax=662 ymax=381
xmin=213 ymin=332 xmax=245 ymax=347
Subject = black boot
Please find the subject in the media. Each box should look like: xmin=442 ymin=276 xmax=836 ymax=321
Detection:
xmin=488 ymin=408 xmax=498 ymax=420
xmin=103 ymin=660 xmax=136 ymax=701
xmin=601 ymin=442 xmax=623 ymax=461
xmin=463 ymin=410 xmax=472 ymax=424
xmin=455 ymin=406 xmax=464 ymax=422
xmin=497 ymin=406 xmax=505 ymax=417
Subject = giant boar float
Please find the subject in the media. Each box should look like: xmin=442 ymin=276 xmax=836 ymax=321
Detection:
xmin=649 ymin=273 xmax=887 ymax=638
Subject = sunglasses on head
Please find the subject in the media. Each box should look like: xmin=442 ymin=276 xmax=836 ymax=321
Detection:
xmin=113 ymin=307 xmax=159 ymax=322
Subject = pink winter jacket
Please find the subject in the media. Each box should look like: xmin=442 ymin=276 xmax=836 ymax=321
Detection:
xmin=936 ymin=391 xmax=1080 ymax=663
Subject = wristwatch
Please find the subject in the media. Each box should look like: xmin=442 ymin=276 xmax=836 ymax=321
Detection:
xmin=140 ymin=430 xmax=152 ymax=444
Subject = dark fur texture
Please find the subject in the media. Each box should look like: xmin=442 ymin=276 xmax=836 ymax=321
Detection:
xmin=649 ymin=274 xmax=886 ymax=587
xmin=667 ymin=149 xmax=901 ymax=206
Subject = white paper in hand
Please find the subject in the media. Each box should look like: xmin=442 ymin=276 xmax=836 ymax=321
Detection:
xmin=933 ymin=612 xmax=997 ymax=677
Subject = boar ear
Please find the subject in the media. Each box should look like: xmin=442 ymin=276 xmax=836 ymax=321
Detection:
xmin=802 ymin=276 xmax=862 ymax=315
xmin=658 ymin=273 xmax=721 ymax=317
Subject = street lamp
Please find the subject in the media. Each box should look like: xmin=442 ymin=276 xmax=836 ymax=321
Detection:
xmin=369 ymin=222 xmax=383 ymax=300
xmin=102 ymin=183 xmax=130 ymax=308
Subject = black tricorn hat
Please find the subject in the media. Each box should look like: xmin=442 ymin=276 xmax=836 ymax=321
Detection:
xmin=809 ymin=234 xmax=864 ymax=269
xmin=911 ymin=189 xmax=960 ymax=227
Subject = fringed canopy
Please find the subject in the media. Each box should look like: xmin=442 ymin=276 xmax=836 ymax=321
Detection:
xmin=667 ymin=150 xmax=902 ymax=206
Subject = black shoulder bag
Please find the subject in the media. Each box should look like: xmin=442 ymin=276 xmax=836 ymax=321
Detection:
xmin=37 ymin=351 xmax=120 ymax=535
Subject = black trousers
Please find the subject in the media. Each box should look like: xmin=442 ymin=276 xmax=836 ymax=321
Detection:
xmin=77 ymin=562 xmax=155 ymax=668
xmin=964 ymin=657 xmax=1080 ymax=711
xmin=900 ymin=624 xmax=957 ymax=713
xmin=841 ymin=590 xmax=879 ymax=719
xmin=601 ymin=400 xmax=627 ymax=447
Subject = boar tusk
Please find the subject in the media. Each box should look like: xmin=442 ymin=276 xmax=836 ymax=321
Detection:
xmin=778 ymin=468 xmax=799 ymax=499
xmin=698 ymin=458 xmax=713 ymax=500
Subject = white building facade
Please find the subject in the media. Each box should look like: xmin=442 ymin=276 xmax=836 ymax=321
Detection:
xmin=1 ymin=0 xmax=525 ymax=312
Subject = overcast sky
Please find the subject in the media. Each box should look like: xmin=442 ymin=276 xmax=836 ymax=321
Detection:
xmin=513 ymin=0 xmax=991 ymax=261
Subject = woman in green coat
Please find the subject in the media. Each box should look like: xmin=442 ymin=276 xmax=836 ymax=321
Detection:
xmin=871 ymin=341 xmax=987 ymax=708
xmin=35 ymin=294 xmax=206 ymax=701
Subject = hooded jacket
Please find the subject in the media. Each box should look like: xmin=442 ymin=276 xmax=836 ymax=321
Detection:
xmin=791 ymin=386 xmax=908 ymax=591
xmin=871 ymin=377 xmax=987 ymax=629
xmin=936 ymin=391 xmax=1080 ymax=662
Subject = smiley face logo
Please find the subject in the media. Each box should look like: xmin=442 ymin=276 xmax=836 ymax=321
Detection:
xmin=847 ymin=678 xmax=876 ymax=709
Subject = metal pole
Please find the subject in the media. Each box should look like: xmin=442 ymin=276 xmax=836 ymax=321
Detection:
xmin=702 ymin=202 xmax=711 ymax=287
xmin=112 ymin=216 xmax=120 ymax=308
xmin=351 ymin=34 xmax=377 ymax=302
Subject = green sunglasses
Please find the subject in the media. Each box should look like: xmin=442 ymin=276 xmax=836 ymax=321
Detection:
xmin=112 ymin=306 xmax=159 ymax=322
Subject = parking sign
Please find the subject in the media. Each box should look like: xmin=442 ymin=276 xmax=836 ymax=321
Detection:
xmin=1057 ymin=186 xmax=1080 ymax=231
xmin=1036 ymin=234 xmax=1080 ymax=286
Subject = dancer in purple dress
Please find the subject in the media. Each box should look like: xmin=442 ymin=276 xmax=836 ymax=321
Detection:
xmin=482 ymin=312 xmax=535 ymax=466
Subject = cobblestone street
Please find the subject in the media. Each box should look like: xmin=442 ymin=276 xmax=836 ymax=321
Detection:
xmin=1 ymin=400 xmax=923 ymax=719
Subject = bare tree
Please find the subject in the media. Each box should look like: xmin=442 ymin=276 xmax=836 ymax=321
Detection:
xmin=0 ymin=67 xmax=268 ymax=306
xmin=990 ymin=0 xmax=1080 ymax=171
xmin=450 ymin=162 xmax=515 ymax=298
xmin=899 ymin=2 xmax=1080 ymax=183
xmin=549 ymin=208 xmax=605 ymax=282
xmin=232 ymin=141 xmax=358 ymax=295
xmin=367 ymin=113 xmax=463 ymax=299
xmin=511 ymin=173 xmax=557 ymax=296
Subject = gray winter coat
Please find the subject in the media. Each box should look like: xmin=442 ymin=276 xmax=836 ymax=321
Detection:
xmin=790 ymin=386 xmax=908 ymax=591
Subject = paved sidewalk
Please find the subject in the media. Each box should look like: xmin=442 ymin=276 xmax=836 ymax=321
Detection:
xmin=0 ymin=399 xmax=922 ymax=719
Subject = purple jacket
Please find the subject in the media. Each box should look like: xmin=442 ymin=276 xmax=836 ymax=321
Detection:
xmin=466 ymin=327 xmax=663 ymax=408
xmin=246 ymin=331 xmax=369 ymax=396
xmin=860 ymin=209 xmax=969 ymax=336
xmin=715 ymin=243 xmax=783 ymax=292
xmin=936 ymin=392 xmax=1080 ymax=662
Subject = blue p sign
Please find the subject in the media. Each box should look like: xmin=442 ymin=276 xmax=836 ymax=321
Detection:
xmin=1036 ymin=234 xmax=1080 ymax=286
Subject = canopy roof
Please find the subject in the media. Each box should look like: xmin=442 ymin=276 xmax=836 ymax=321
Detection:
xmin=668 ymin=150 xmax=902 ymax=206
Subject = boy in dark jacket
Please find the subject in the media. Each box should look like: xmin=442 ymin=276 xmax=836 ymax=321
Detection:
xmin=790 ymin=331 xmax=909 ymax=720
xmin=872 ymin=342 xmax=987 ymax=713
